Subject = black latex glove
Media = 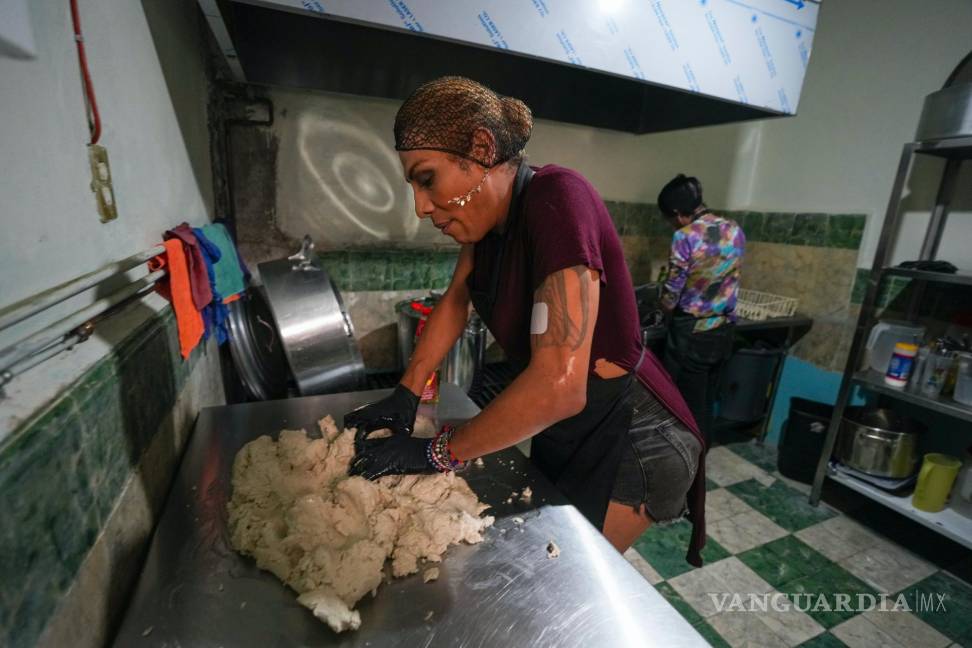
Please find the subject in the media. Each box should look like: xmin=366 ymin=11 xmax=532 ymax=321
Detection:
xmin=348 ymin=434 xmax=433 ymax=480
xmin=343 ymin=384 xmax=420 ymax=451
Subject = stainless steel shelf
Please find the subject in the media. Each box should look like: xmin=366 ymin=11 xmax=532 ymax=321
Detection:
xmin=882 ymin=267 xmax=972 ymax=287
xmin=853 ymin=370 xmax=972 ymax=422
xmin=827 ymin=468 xmax=972 ymax=551
xmin=914 ymin=135 xmax=972 ymax=160
xmin=810 ymin=90 xmax=972 ymax=536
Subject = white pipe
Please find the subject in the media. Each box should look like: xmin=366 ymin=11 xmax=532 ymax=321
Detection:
xmin=0 ymin=246 xmax=165 ymax=332
xmin=0 ymin=269 xmax=167 ymax=370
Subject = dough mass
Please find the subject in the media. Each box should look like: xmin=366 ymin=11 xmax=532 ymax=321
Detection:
xmin=227 ymin=415 xmax=494 ymax=632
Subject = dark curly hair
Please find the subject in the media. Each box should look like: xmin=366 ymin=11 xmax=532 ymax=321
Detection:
xmin=658 ymin=174 xmax=705 ymax=218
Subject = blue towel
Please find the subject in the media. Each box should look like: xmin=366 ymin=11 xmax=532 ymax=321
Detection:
xmin=201 ymin=223 xmax=247 ymax=299
xmin=193 ymin=227 xmax=230 ymax=345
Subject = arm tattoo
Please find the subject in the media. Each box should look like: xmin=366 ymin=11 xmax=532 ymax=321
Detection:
xmin=532 ymin=266 xmax=591 ymax=351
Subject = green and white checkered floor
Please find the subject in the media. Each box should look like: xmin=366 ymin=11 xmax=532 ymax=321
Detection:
xmin=622 ymin=442 xmax=972 ymax=648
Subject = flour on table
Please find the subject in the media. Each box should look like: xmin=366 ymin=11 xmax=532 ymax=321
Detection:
xmin=227 ymin=415 xmax=494 ymax=633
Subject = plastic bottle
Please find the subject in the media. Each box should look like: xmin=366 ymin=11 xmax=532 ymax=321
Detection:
xmin=909 ymin=345 xmax=930 ymax=389
xmin=954 ymin=352 xmax=972 ymax=407
xmin=919 ymin=339 xmax=953 ymax=397
xmin=884 ymin=342 xmax=918 ymax=388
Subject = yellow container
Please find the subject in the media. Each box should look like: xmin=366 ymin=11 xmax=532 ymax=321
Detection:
xmin=912 ymin=453 xmax=962 ymax=512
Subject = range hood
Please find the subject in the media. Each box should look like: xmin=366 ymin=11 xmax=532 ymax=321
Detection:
xmin=204 ymin=0 xmax=820 ymax=134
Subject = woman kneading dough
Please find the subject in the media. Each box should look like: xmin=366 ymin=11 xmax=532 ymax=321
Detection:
xmin=346 ymin=77 xmax=708 ymax=565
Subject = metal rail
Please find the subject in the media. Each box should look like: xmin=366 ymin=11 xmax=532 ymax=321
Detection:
xmin=0 ymin=244 xmax=170 ymax=394
xmin=0 ymin=246 xmax=165 ymax=332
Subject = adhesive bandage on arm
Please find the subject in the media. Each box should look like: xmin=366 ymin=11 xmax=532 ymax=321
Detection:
xmin=530 ymin=302 xmax=549 ymax=335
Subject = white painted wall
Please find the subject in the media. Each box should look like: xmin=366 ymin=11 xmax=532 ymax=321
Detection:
xmin=725 ymin=0 xmax=972 ymax=269
xmin=533 ymin=0 xmax=972 ymax=272
xmin=0 ymin=0 xmax=212 ymax=310
xmin=269 ymin=0 xmax=972 ymax=267
xmin=270 ymin=85 xmax=752 ymax=249
xmin=0 ymin=0 xmax=214 ymax=436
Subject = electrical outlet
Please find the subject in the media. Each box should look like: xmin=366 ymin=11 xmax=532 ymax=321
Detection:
xmin=88 ymin=144 xmax=117 ymax=222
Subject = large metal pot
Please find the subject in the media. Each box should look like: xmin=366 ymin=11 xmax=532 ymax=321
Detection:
xmin=226 ymin=286 xmax=292 ymax=401
xmin=396 ymin=295 xmax=486 ymax=393
xmin=836 ymin=408 xmax=923 ymax=478
xmin=443 ymin=314 xmax=486 ymax=393
xmin=257 ymin=237 xmax=364 ymax=395
xmin=396 ymin=296 xmax=436 ymax=371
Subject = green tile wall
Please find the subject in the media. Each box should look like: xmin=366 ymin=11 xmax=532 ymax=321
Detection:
xmin=315 ymin=208 xmax=865 ymax=292
xmin=602 ymin=201 xmax=866 ymax=250
xmin=0 ymin=307 xmax=198 ymax=648
xmin=849 ymin=268 xmax=912 ymax=306
xmin=603 ymin=200 xmax=672 ymax=238
xmin=318 ymin=250 xmax=460 ymax=292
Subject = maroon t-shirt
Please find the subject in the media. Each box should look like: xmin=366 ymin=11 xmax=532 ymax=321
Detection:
xmin=468 ymin=164 xmax=642 ymax=374
xmin=468 ymin=164 xmax=709 ymax=568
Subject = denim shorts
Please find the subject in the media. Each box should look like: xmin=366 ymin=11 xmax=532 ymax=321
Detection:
xmin=611 ymin=382 xmax=702 ymax=523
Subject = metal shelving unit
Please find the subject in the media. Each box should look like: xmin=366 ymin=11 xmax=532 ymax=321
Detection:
xmin=853 ymin=369 xmax=972 ymax=421
xmin=808 ymin=81 xmax=972 ymax=546
xmin=883 ymin=267 xmax=972 ymax=287
xmin=827 ymin=470 xmax=972 ymax=550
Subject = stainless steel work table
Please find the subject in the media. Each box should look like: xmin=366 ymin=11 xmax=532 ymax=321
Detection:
xmin=113 ymin=383 xmax=708 ymax=647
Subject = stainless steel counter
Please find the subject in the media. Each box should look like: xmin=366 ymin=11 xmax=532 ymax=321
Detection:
xmin=113 ymin=383 xmax=707 ymax=647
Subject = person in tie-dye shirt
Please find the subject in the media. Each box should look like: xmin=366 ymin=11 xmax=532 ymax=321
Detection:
xmin=658 ymin=174 xmax=745 ymax=442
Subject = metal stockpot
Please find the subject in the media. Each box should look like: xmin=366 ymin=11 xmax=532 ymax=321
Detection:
xmin=257 ymin=237 xmax=364 ymax=395
xmin=396 ymin=296 xmax=486 ymax=393
xmin=226 ymin=286 xmax=292 ymax=401
xmin=396 ymin=296 xmax=436 ymax=371
xmin=836 ymin=408 xmax=923 ymax=478
xmin=443 ymin=314 xmax=486 ymax=393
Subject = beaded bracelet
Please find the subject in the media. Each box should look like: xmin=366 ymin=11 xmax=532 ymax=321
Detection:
xmin=427 ymin=424 xmax=469 ymax=473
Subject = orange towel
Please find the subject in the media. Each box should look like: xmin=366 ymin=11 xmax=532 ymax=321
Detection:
xmin=149 ymin=240 xmax=204 ymax=359
xmin=222 ymin=293 xmax=241 ymax=305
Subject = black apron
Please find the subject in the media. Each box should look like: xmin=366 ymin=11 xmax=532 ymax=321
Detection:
xmin=530 ymin=354 xmax=643 ymax=529
xmin=468 ymin=162 xmax=534 ymax=327
xmin=469 ymin=163 xmax=640 ymax=529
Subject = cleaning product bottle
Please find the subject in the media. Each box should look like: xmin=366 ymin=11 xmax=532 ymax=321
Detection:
xmin=885 ymin=342 xmax=918 ymax=388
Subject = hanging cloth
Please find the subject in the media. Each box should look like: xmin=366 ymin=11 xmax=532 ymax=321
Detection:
xmin=149 ymin=240 xmax=204 ymax=359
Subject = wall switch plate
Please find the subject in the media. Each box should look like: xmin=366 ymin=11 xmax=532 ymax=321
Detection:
xmin=88 ymin=144 xmax=118 ymax=222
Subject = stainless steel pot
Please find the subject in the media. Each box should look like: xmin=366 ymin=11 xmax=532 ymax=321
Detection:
xmin=257 ymin=237 xmax=364 ymax=395
xmin=396 ymin=296 xmax=435 ymax=371
xmin=836 ymin=408 xmax=923 ymax=478
xmin=396 ymin=295 xmax=486 ymax=393
xmin=226 ymin=286 xmax=292 ymax=401
xmin=443 ymin=314 xmax=486 ymax=393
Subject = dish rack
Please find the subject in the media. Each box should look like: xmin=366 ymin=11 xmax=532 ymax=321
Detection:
xmin=735 ymin=289 xmax=798 ymax=320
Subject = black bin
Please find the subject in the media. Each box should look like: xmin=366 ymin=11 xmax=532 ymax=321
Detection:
xmin=778 ymin=397 xmax=833 ymax=484
xmin=719 ymin=347 xmax=784 ymax=423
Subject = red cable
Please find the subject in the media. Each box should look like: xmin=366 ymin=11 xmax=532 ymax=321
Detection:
xmin=69 ymin=0 xmax=101 ymax=145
